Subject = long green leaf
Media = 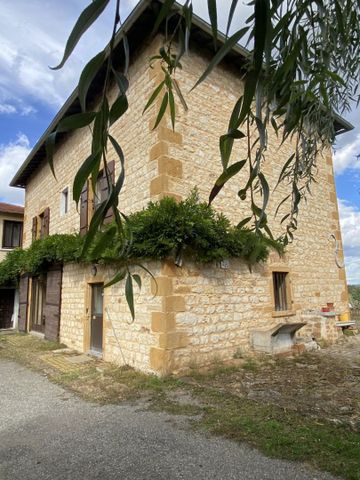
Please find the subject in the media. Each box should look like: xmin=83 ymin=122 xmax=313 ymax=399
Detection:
xmin=219 ymin=129 xmax=245 ymax=169
xmin=258 ymin=172 xmax=270 ymax=222
xmin=237 ymin=71 xmax=257 ymax=126
xmin=153 ymin=92 xmax=169 ymax=130
xmin=81 ymin=197 xmax=109 ymax=254
xmin=168 ymin=89 xmax=176 ymax=130
xmin=112 ymin=68 xmax=129 ymax=95
xmin=57 ymin=112 xmax=96 ymax=133
xmin=109 ymin=135 xmax=125 ymax=196
xmin=132 ymin=274 xmax=142 ymax=290
xmin=226 ymin=0 xmax=239 ymax=38
xmin=104 ymin=269 xmax=126 ymax=288
xmin=152 ymin=0 xmax=176 ymax=35
xmin=209 ymin=159 xmax=247 ymax=204
xmin=207 ymin=0 xmax=218 ymax=49
xmin=78 ymin=51 xmax=106 ymax=112
xmin=45 ymin=132 xmax=57 ymax=178
xmin=123 ymin=34 xmax=130 ymax=76
xmin=143 ymin=81 xmax=165 ymax=114
xmin=237 ymin=216 xmax=252 ymax=228
xmin=73 ymin=151 xmax=101 ymax=205
xmin=253 ymin=0 xmax=269 ymax=74
xmin=90 ymin=224 xmax=117 ymax=260
xmin=51 ymin=0 xmax=110 ymax=70
xmin=125 ymin=273 xmax=135 ymax=320
xmin=192 ymin=27 xmax=249 ymax=90
xmin=109 ymin=94 xmax=128 ymax=125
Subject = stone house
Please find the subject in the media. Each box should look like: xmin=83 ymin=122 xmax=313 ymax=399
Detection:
xmin=0 ymin=202 xmax=24 ymax=330
xmin=10 ymin=0 xmax=352 ymax=374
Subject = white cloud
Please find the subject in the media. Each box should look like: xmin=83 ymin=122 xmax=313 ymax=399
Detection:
xmin=20 ymin=105 xmax=37 ymax=116
xmin=0 ymin=134 xmax=30 ymax=205
xmin=338 ymin=199 xmax=360 ymax=284
xmin=0 ymin=102 xmax=35 ymax=115
xmin=0 ymin=0 xmax=137 ymax=110
xmin=0 ymin=103 xmax=16 ymax=114
xmin=334 ymin=133 xmax=360 ymax=174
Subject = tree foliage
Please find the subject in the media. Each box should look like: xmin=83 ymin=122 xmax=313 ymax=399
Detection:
xmin=43 ymin=0 xmax=359 ymax=313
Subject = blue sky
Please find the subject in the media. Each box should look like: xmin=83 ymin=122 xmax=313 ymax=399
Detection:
xmin=0 ymin=0 xmax=359 ymax=283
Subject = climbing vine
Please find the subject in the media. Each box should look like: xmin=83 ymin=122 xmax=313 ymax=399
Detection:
xmin=0 ymin=194 xmax=283 ymax=287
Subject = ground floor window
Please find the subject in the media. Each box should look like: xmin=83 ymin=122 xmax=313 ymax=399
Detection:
xmin=272 ymin=271 xmax=289 ymax=311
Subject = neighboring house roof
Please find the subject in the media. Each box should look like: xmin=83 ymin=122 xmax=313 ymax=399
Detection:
xmin=10 ymin=0 xmax=354 ymax=189
xmin=0 ymin=202 xmax=24 ymax=215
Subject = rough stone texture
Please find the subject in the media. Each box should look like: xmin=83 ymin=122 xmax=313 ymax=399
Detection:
xmin=21 ymin=34 xmax=348 ymax=374
xmin=60 ymin=262 xmax=162 ymax=373
xmin=22 ymin=40 xmax=161 ymax=249
xmin=300 ymin=314 xmax=341 ymax=344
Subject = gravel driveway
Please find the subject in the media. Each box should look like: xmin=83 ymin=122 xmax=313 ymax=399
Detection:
xmin=0 ymin=360 xmax=338 ymax=480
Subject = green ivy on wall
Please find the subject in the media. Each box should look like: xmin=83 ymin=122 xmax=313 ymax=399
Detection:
xmin=0 ymin=193 xmax=283 ymax=287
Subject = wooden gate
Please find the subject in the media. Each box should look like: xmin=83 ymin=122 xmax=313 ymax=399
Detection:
xmin=44 ymin=265 xmax=63 ymax=341
xmin=18 ymin=275 xmax=29 ymax=332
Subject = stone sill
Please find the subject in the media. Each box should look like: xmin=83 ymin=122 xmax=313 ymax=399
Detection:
xmin=272 ymin=310 xmax=296 ymax=318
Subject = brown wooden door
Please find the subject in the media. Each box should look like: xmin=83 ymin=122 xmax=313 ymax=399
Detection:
xmin=18 ymin=275 xmax=29 ymax=332
xmin=90 ymin=284 xmax=103 ymax=353
xmin=30 ymin=276 xmax=46 ymax=334
xmin=0 ymin=289 xmax=14 ymax=329
xmin=44 ymin=266 xmax=62 ymax=342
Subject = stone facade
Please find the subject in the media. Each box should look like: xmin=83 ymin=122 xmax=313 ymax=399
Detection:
xmin=17 ymin=31 xmax=348 ymax=374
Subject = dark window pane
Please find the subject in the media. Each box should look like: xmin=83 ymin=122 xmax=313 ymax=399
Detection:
xmin=273 ymin=272 xmax=288 ymax=311
xmin=2 ymin=221 xmax=22 ymax=248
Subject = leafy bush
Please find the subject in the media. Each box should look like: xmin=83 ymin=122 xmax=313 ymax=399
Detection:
xmin=0 ymin=234 xmax=82 ymax=286
xmin=0 ymin=248 xmax=27 ymax=286
xmin=0 ymin=194 xmax=283 ymax=287
xmin=88 ymin=191 xmax=284 ymax=265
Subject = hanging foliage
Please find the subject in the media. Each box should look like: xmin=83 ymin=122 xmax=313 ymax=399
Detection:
xmin=42 ymin=0 xmax=359 ymax=315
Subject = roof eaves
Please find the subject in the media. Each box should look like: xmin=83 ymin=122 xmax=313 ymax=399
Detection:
xmin=10 ymin=0 xmax=152 ymax=188
xmin=10 ymin=0 xmax=354 ymax=187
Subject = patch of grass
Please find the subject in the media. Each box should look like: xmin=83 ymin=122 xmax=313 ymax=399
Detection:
xmin=195 ymin=389 xmax=360 ymax=480
xmin=2 ymin=333 xmax=360 ymax=479
xmin=242 ymin=358 xmax=258 ymax=372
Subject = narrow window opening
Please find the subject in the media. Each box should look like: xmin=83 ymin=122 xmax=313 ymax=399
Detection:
xmin=273 ymin=272 xmax=289 ymax=311
xmin=60 ymin=187 xmax=69 ymax=215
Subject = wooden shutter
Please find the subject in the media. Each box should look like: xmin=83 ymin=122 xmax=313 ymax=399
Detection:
xmin=43 ymin=207 xmax=50 ymax=237
xmin=18 ymin=274 xmax=29 ymax=332
xmin=80 ymin=181 xmax=89 ymax=236
xmin=44 ymin=265 xmax=62 ymax=342
xmin=103 ymin=160 xmax=115 ymax=224
xmin=32 ymin=216 xmax=38 ymax=242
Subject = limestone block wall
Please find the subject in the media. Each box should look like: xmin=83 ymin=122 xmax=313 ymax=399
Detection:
xmin=60 ymin=262 xmax=162 ymax=372
xmin=22 ymin=38 xmax=164 ymax=248
xmin=161 ymin=42 xmax=348 ymax=314
xmin=21 ymin=33 xmax=349 ymax=374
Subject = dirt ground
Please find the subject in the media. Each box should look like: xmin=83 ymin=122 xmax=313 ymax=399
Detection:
xmin=193 ymin=334 xmax=360 ymax=431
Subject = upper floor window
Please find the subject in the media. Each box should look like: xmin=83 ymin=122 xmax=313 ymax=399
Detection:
xmin=32 ymin=208 xmax=50 ymax=242
xmin=94 ymin=173 xmax=107 ymax=211
xmin=272 ymin=271 xmax=289 ymax=311
xmin=79 ymin=160 xmax=115 ymax=236
xmin=60 ymin=187 xmax=69 ymax=216
xmin=2 ymin=220 xmax=23 ymax=248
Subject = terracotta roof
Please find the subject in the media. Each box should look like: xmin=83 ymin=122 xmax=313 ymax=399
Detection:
xmin=0 ymin=202 xmax=24 ymax=215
